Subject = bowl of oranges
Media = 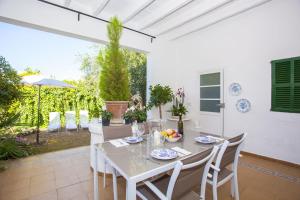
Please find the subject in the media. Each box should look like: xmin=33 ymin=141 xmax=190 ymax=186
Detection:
xmin=160 ymin=129 xmax=182 ymax=142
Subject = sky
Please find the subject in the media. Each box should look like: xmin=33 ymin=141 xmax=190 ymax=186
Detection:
xmin=0 ymin=22 xmax=102 ymax=80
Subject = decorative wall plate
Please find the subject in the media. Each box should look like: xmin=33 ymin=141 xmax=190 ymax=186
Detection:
xmin=236 ymin=99 xmax=251 ymax=113
xmin=229 ymin=83 xmax=242 ymax=96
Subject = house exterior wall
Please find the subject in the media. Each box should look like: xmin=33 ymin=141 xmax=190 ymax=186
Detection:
xmin=148 ymin=0 xmax=300 ymax=164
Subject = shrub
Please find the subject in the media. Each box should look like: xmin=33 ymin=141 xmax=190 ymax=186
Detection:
xmin=0 ymin=137 xmax=31 ymax=160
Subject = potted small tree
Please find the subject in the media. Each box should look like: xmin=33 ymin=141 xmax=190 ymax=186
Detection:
xmin=148 ymin=84 xmax=173 ymax=119
xmin=101 ymin=110 xmax=113 ymax=126
xmin=98 ymin=17 xmax=130 ymax=124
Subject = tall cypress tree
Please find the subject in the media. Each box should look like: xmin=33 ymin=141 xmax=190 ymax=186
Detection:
xmin=98 ymin=17 xmax=130 ymax=101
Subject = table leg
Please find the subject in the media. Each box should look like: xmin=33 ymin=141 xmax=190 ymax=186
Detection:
xmin=126 ymin=179 xmax=136 ymax=200
xmin=94 ymin=145 xmax=99 ymax=200
xmin=112 ymin=167 xmax=118 ymax=200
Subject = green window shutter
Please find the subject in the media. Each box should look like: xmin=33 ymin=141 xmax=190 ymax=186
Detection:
xmin=271 ymin=56 xmax=300 ymax=113
xmin=271 ymin=60 xmax=292 ymax=112
xmin=293 ymin=59 xmax=300 ymax=112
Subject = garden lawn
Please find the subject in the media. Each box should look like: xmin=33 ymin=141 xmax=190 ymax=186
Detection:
xmin=26 ymin=129 xmax=90 ymax=154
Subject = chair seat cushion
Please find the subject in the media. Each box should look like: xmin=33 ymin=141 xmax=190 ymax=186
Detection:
xmin=208 ymin=167 xmax=233 ymax=182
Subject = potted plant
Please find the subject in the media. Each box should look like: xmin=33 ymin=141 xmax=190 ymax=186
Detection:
xmin=170 ymin=88 xmax=188 ymax=118
xmin=148 ymin=84 xmax=173 ymax=119
xmin=98 ymin=17 xmax=130 ymax=124
xmin=123 ymin=109 xmax=134 ymax=124
xmin=101 ymin=110 xmax=113 ymax=126
xmin=133 ymin=108 xmax=147 ymax=123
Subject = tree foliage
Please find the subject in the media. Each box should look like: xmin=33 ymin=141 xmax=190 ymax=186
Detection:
xmin=124 ymin=50 xmax=147 ymax=105
xmin=0 ymin=56 xmax=22 ymax=129
xmin=148 ymin=84 xmax=173 ymax=119
xmin=98 ymin=17 xmax=130 ymax=101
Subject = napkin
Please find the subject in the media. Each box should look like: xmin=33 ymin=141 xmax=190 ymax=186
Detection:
xmin=109 ymin=139 xmax=129 ymax=148
xmin=206 ymin=135 xmax=224 ymax=142
xmin=171 ymin=147 xmax=191 ymax=157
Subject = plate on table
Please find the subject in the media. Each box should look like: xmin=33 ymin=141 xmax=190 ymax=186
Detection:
xmin=194 ymin=136 xmax=216 ymax=144
xmin=123 ymin=136 xmax=143 ymax=144
xmin=151 ymin=148 xmax=178 ymax=160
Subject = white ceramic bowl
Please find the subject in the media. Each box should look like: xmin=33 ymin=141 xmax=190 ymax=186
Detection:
xmin=166 ymin=134 xmax=182 ymax=142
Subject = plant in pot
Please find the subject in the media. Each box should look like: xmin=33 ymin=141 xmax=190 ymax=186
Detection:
xmin=148 ymin=84 xmax=173 ymax=119
xmin=101 ymin=110 xmax=113 ymax=126
xmin=133 ymin=108 xmax=147 ymax=123
xmin=170 ymin=88 xmax=188 ymax=135
xmin=98 ymin=17 xmax=130 ymax=124
xmin=170 ymin=88 xmax=188 ymax=118
xmin=123 ymin=109 xmax=134 ymax=124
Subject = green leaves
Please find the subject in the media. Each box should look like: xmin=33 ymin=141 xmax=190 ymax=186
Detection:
xmin=0 ymin=56 xmax=22 ymax=129
xmin=148 ymin=84 xmax=173 ymax=108
xmin=98 ymin=17 xmax=130 ymax=101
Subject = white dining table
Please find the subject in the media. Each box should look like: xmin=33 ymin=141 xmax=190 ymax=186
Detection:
xmin=93 ymin=130 xmax=225 ymax=200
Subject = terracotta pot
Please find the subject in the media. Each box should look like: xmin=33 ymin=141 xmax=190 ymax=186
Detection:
xmin=105 ymin=101 xmax=129 ymax=124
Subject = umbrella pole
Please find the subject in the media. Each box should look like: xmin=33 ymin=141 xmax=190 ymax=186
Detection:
xmin=36 ymin=85 xmax=41 ymax=144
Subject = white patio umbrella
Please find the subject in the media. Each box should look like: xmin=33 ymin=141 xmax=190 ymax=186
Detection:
xmin=22 ymin=75 xmax=76 ymax=143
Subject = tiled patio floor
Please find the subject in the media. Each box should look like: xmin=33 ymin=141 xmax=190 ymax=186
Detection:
xmin=0 ymin=146 xmax=299 ymax=200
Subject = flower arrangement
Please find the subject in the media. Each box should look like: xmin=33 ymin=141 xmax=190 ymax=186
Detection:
xmin=123 ymin=94 xmax=147 ymax=124
xmin=170 ymin=88 xmax=188 ymax=117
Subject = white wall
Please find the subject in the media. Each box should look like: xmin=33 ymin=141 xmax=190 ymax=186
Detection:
xmin=0 ymin=0 xmax=153 ymax=52
xmin=148 ymin=0 xmax=300 ymax=164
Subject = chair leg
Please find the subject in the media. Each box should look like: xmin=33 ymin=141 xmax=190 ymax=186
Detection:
xmin=103 ymin=161 xmax=106 ymax=188
xmin=231 ymin=177 xmax=235 ymax=198
xmin=234 ymin=173 xmax=239 ymax=200
xmin=112 ymin=168 xmax=118 ymax=200
xmin=212 ymin=183 xmax=218 ymax=200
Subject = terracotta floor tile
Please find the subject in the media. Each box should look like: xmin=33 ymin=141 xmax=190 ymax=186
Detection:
xmin=29 ymin=190 xmax=57 ymax=200
xmin=57 ymin=183 xmax=87 ymax=200
xmin=30 ymin=172 xmax=55 ymax=185
xmin=0 ymin=185 xmax=30 ymax=200
xmin=0 ymin=178 xmax=30 ymax=194
xmin=30 ymin=179 xmax=56 ymax=197
xmin=55 ymin=175 xmax=80 ymax=189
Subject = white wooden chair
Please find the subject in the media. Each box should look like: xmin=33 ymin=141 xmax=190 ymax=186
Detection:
xmin=65 ymin=111 xmax=78 ymax=131
xmin=136 ymin=146 xmax=219 ymax=200
xmin=48 ymin=112 xmax=61 ymax=132
xmin=207 ymin=133 xmax=247 ymax=200
xmin=79 ymin=110 xmax=89 ymax=129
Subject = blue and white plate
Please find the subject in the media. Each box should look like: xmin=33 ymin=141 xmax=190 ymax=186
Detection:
xmin=151 ymin=148 xmax=178 ymax=160
xmin=124 ymin=136 xmax=143 ymax=144
xmin=229 ymin=83 xmax=242 ymax=96
xmin=236 ymin=99 xmax=251 ymax=113
xmin=194 ymin=136 xmax=216 ymax=144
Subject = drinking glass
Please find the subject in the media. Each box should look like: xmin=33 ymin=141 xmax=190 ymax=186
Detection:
xmin=137 ymin=123 xmax=145 ymax=137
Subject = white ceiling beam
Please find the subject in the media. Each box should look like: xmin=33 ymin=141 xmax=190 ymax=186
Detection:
xmin=156 ymin=0 xmax=234 ymax=36
xmin=93 ymin=0 xmax=110 ymax=16
xmin=139 ymin=0 xmax=195 ymax=31
xmin=64 ymin=0 xmax=71 ymax=7
xmin=123 ymin=0 xmax=156 ymax=24
xmin=171 ymin=0 xmax=272 ymax=40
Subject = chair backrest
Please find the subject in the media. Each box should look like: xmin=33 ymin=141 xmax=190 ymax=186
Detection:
xmin=216 ymin=133 xmax=247 ymax=170
xmin=49 ymin=112 xmax=60 ymax=129
xmin=79 ymin=110 xmax=89 ymax=127
xmin=167 ymin=146 xmax=219 ymax=199
xmin=102 ymin=125 xmax=132 ymax=141
xmin=65 ymin=111 xmax=76 ymax=124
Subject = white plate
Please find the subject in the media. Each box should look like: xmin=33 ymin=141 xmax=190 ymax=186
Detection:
xmin=124 ymin=136 xmax=143 ymax=144
xmin=151 ymin=148 xmax=178 ymax=160
xmin=194 ymin=136 xmax=216 ymax=144
xmin=229 ymin=83 xmax=242 ymax=96
xmin=236 ymin=99 xmax=251 ymax=113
